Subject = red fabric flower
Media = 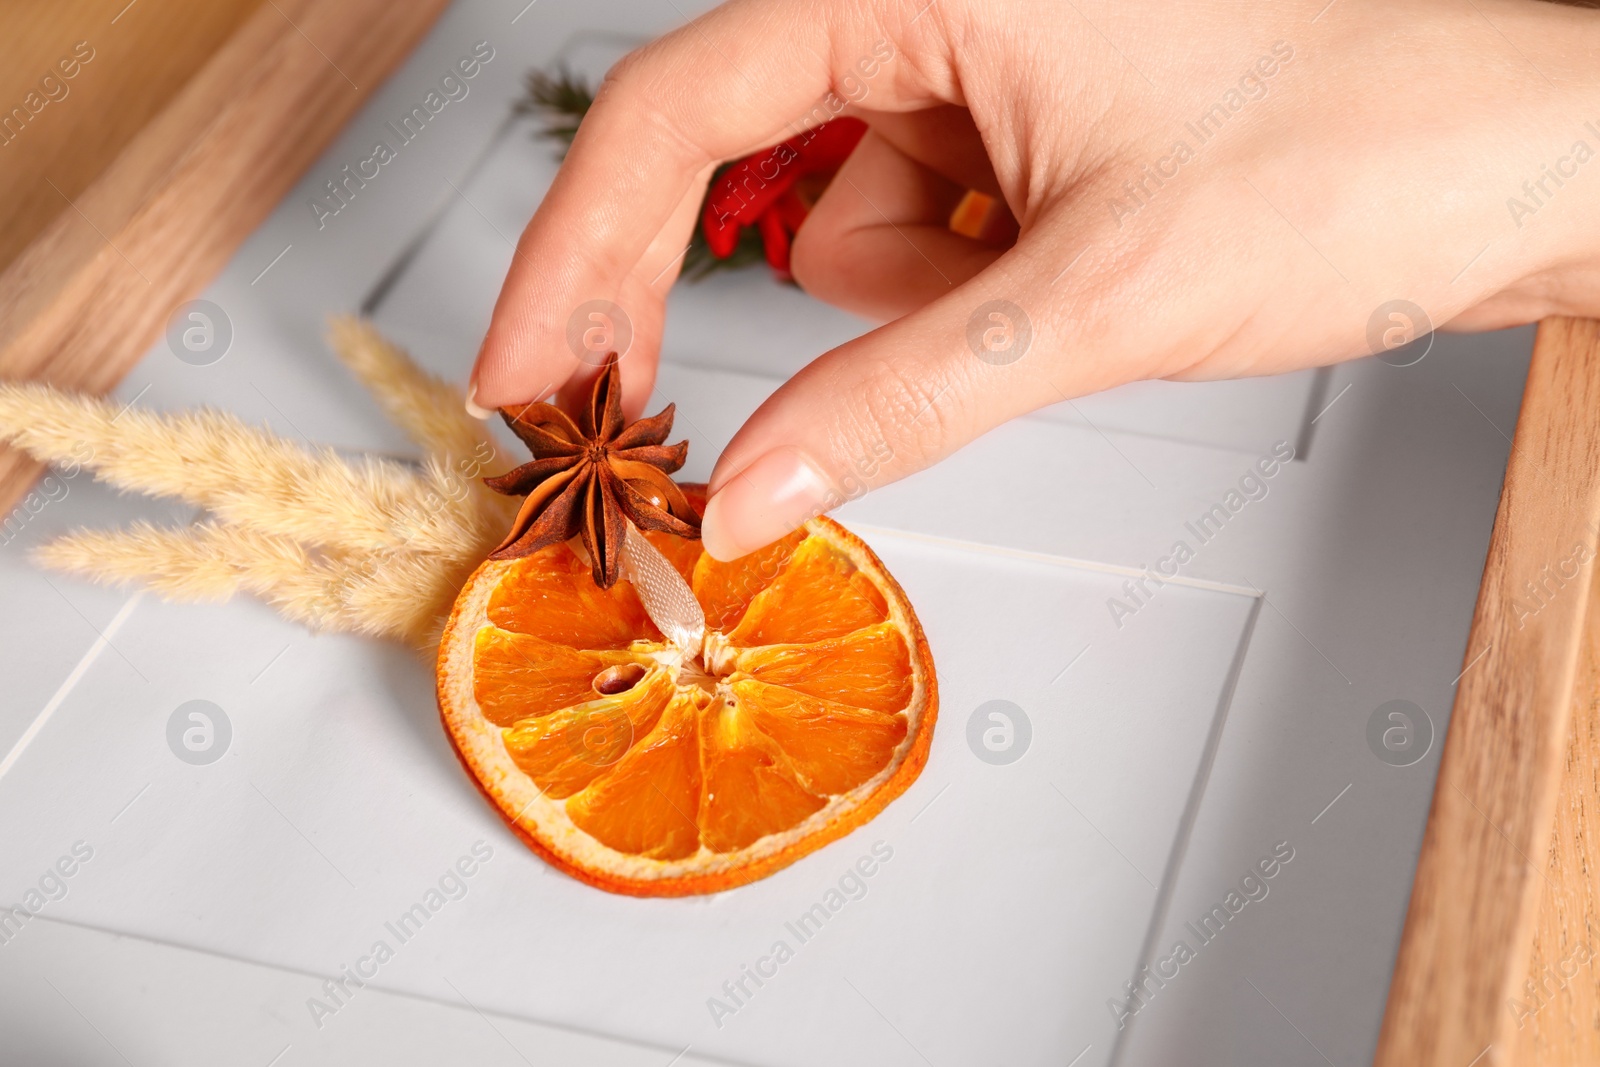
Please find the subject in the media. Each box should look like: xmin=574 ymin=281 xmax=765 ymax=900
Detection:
xmin=700 ymin=117 xmax=867 ymax=280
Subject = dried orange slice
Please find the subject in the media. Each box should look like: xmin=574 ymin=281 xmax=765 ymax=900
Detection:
xmin=436 ymin=489 xmax=936 ymax=896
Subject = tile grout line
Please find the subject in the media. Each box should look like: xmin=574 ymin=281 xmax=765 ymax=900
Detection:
xmin=29 ymin=912 xmax=761 ymax=1067
xmin=846 ymin=522 xmax=1263 ymax=599
xmin=0 ymin=593 xmax=143 ymax=784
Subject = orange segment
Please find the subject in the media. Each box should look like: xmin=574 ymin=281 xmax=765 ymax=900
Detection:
xmin=472 ymin=627 xmax=651 ymax=727
xmin=644 ymin=527 xmax=703 ymax=583
xmin=698 ymin=698 xmax=827 ymax=852
xmin=566 ymin=691 xmax=705 ymax=861
xmin=730 ymin=679 xmax=908 ymax=796
xmin=437 ymin=506 xmax=937 ymax=897
xmin=727 ymin=535 xmax=889 ymax=647
xmin=736 ymin=621 xmax=914 ymax=713
xmin=691 ymin=529 xmax=805 ymax=632
xmin=502 ymin=669 xmax=675 ymax=798
xmin=488 ymin=543 xmax=656 ymax=648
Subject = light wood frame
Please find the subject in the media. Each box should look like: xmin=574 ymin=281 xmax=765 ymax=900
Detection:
xmin=1377 ymin=318 xmax=1600 ymax=1067
xmin=0 ymin=0 xmax=451 ymax=515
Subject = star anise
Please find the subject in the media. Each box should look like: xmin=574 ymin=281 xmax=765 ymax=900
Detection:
xmin=483 ymin=354 xmax=700 ymax=587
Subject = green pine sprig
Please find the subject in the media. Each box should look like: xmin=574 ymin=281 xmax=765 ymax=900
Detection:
xmin=515 ymin=67 xmax=591 ymax=148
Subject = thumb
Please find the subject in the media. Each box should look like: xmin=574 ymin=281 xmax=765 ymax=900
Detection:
xmin=701 ymin=242 xmax=1118 ymax=560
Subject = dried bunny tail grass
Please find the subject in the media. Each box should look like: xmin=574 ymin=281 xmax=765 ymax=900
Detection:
xmin=32 ymin=522 xmax=469 ymax=644
xmin=327 ymin=316 xmax=507 ymax=475
xmin=33 ymin=523 xmax=341 ymax=627
xmin=8 ymin=319 xmax=521 ymax=648
xmin=0 ymin=383 xmax=473 ymax=556
xmin=326 ymin=318 xmax=519 ymax=534
xmin=417 ymin=455 xmax=518 ymax=548
xmin=338 ymin=459 xmax=509 ymax=645
xmin=332 ymin=545 xmax=484 ymax=647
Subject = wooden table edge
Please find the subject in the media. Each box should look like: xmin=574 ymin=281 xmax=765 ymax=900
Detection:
xmin=1377 ymin=316 xmax=1600 ymax=1067
xmin=0 ymin=0 xmax=452 ymax=516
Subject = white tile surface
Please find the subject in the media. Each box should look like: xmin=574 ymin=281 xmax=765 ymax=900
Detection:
xmin=0 ymin=518 xmax=1257 ymax=1066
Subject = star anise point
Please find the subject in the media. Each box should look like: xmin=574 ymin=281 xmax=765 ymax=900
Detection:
xmin=484 ymin=354 xmax=701 ymax=586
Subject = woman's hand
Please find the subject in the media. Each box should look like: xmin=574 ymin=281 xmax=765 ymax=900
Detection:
xmin=469 ymin=0 xmax=1600 ymax=559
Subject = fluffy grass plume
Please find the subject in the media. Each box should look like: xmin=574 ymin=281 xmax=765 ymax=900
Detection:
xmin=326 ymin=316 xmax=506 ymax=475
xmin=0 ymin=320 xmax=516 ymax=647
xmin=0 ymin=383 xmax=476 ymax=556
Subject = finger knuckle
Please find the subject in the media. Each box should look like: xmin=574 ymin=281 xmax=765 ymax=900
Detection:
xmin=593 ymin=45 xmax=650 ymax=104
xmin=592 ymin=50 xmax=706 ymax=168
xmin=788 ymin=214 xmax=847 ymax=297
xmin=787 ymin=221 xmax=824 ymax=287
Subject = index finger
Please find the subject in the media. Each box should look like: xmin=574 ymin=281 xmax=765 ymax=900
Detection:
xmin=469 ymin=0 xmax=949 ymax=409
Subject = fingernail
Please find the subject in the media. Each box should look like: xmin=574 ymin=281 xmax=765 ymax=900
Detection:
xmin=465 ymin=383 xmax=493 ymax=421
xmin=701 ymin=447 xmax=831 ymax=561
